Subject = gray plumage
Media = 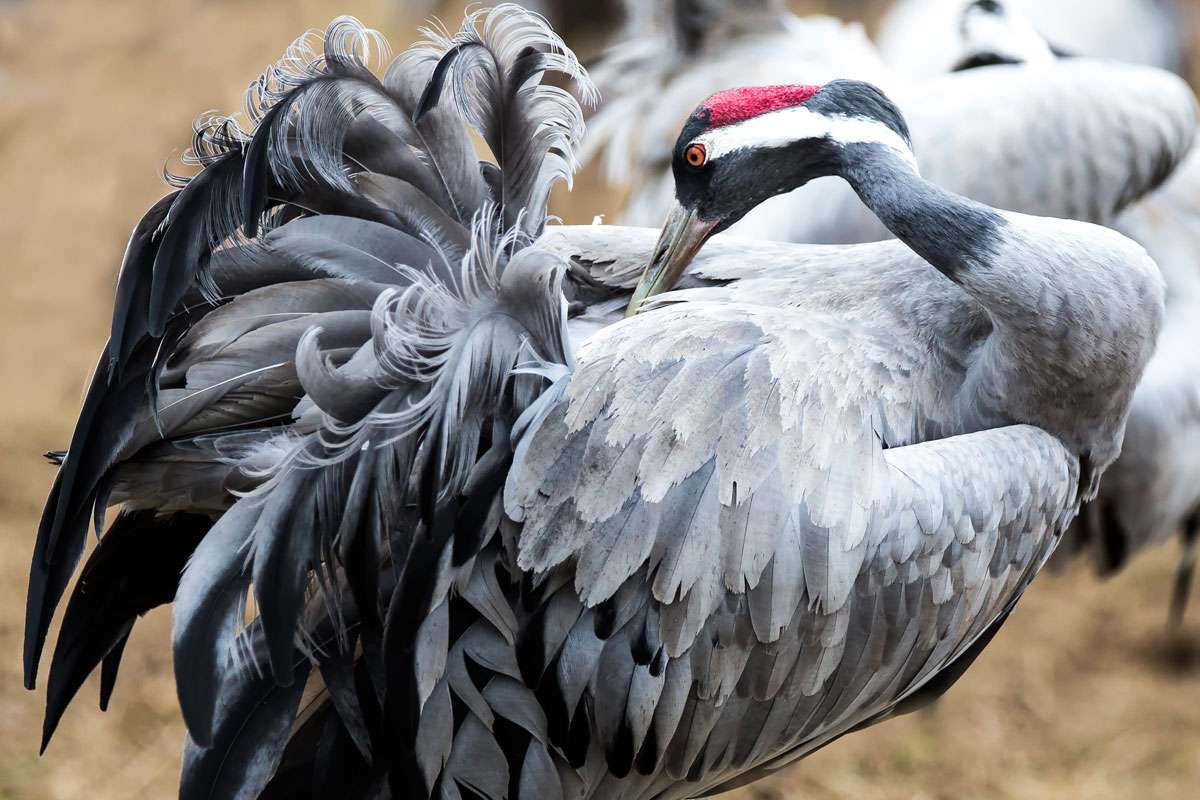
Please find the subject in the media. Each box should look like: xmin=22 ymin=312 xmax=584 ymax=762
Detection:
xmin=23 ymin=5 xmax=1175 ymax=800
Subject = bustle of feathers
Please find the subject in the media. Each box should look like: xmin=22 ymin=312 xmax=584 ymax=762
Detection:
xmin=27 ymin=7 xmax=594 ymax=798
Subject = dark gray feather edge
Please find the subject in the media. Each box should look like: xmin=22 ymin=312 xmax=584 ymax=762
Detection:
xmin=180 ymin=658 xmax=313 ymax=800
xmin=98 ymin=628 xmax=131 ymax=712
xmin=173 ymin=499 xmax=263 ymax=746
xmin=250 ymin=471 xmax=320 ymax=684
xmin=316 ymin=632 xmax=373 ymax=762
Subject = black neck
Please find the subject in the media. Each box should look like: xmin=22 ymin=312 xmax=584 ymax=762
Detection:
xmin=838 ymin=143 xmax=1006 ymax=281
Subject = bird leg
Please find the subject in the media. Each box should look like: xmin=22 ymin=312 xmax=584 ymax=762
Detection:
xmin=1168 ymin=512 xmax=1199 ymax=628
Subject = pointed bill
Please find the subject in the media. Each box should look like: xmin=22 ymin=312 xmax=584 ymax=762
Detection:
xmin=626 ymin=202 xmax=718 ymax=316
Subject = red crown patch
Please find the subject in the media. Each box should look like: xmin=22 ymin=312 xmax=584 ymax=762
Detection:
xmin=701 ymin=85 xmax=822 ymax=130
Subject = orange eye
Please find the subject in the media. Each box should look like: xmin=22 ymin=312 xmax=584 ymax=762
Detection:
xmin=685 ymin=143 xmax=707 ymax=167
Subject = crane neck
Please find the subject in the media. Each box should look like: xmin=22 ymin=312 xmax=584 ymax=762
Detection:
xmin=838 ymin=142 xmax=1007 ymax=283
xmin=838 ymin=140 xmax=1164 ymax=482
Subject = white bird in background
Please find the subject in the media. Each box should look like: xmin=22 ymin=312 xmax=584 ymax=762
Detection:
xmin=877 ymin=0 xmax=1189 ymax=78
xmin=955 ymin=0 xmax=1200 ymax=621
xmin=21 ymin=5 xmax=1190 ymax=799
xmin=948 ymin=0 xmax=1056 ymax=71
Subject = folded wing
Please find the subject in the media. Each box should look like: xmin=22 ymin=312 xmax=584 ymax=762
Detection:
xmin=505 ymin=301 xmax=1080 ymax=795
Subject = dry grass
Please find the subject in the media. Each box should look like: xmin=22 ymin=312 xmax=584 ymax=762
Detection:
xmin=0 ymin=1 xmax=1197 ymax=798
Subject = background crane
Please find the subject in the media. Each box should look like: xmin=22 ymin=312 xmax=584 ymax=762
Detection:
xmin=952 ymin=0 xmax=1200 ymax=623
xmin=876 ymin=0 xmax=1190 ymax=77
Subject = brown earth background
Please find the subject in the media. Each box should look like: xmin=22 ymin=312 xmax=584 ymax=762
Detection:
xmin=1 ymin=1 xmax=1198 ymax=798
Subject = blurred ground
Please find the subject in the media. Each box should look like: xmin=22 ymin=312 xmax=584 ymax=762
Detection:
xmin=0 ymin=1 xmax=1197 ymax=798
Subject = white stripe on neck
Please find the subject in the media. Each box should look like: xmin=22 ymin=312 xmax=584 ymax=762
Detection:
xmin=695 ymin=105 xmax=919 ymax=174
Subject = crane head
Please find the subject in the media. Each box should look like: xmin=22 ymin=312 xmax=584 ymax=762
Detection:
xmin=953 ymin=0 xmax=1057 ymax=72
xmin=627 ymin=80 xmax=913 ymax=315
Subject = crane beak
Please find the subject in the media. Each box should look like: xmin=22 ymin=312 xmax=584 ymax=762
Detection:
xmin=625 ymin=203 xmax=718 ymax=317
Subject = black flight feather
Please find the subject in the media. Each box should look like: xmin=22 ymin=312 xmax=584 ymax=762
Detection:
xmin=240 ymin=71 xmax=372 ymax=238
xmin=98 ymin=629 xmax=130 ymax=712
xmin=109 ymin=191 xmax=179 ymax=376
xmin=250 ymin=473 xmax=321 ymax=684
xmin=239 ymin=98 xmax=289 ymax=240
xmin=316 ymin=633 xmax=374 ymax=762
xmin=40 ymin=510 xmax=211 ymax=752
xmin=383 ymin=505 xmax=456 ymax=797
xmin=25 ymin=346 xmax=153 ymax=691
xmin=149 ymin=151 xmax=244 ymax=336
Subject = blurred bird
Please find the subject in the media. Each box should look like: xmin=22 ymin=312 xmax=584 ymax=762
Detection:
xmin=877 ymin=0 xmax=1189 ymax=77
xmin=950 ymin=0 xmax=1057 ymax=71
xmin=955 ymin=0 xmax=1200 ymax=622
xmin=23 ymin=5 xmax=1186 ymax=799
xmin=1097 ymin=160 xmax=1200 ymax=626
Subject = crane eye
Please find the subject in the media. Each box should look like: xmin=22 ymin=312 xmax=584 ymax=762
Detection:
xmin=684 ymin=143 xmax=707 ymax=168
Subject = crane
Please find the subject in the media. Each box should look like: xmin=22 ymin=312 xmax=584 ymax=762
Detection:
xmin=24 ymin=5 xmax=1183 ymax=798
xmin=949 ymin=0 xmax=1056 ymax=71
xmin=877 ymin=0 xmax=1189 ymax=78
xmin=1091 ymin=153 xmax=1200 ymax=624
